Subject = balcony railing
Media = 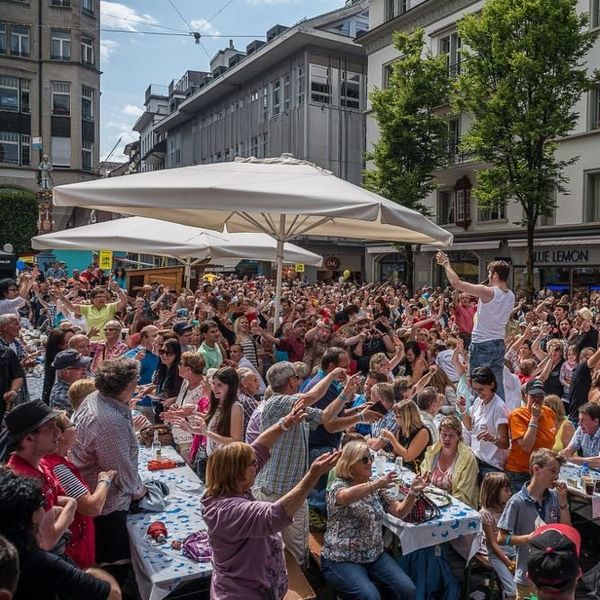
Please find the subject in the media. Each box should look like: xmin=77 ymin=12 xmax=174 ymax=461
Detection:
xmin=444 ymin=138 xmax=475 ymax=167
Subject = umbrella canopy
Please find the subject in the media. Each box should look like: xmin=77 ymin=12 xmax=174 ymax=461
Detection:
xmin=53 ymin=155 xmax=452 ymax=324
xmin=32 ymin=217 xmax=323 ymax=287
xmin=53 ymin=156 xmax=453 ymax=246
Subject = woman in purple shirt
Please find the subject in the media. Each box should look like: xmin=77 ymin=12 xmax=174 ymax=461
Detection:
xmin=202 ymin=403 xmax=339 ymax=600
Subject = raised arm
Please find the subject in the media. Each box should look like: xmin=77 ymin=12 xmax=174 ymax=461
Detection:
xmin=436 ymin=252 xmax=493 ymax=301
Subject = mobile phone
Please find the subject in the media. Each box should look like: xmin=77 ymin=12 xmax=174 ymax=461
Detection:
xmin=371 ymin=401 xmax=388 ymax=416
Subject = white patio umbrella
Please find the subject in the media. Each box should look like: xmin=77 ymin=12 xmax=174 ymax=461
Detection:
xmin=53 ymin=155 xmax=453 ymax=325
xmin=32 ymin=216 xmax=323 ymax=288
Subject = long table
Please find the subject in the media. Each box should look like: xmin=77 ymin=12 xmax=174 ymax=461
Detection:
xmin=375 ymin=461 xmax=482 ymax=560
xmin=561 ymin=462 xmax=600 ymax=521
xmin=127 ymin=445 xmax=212 ymax=600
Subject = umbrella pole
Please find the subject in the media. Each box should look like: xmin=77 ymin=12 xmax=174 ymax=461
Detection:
xmin=184 ymin=259 xmax=191 ymax=289
xmin=273 ymin=215 xmax=286 ymax=334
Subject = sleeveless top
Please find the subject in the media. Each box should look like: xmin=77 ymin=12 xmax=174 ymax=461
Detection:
xmin=472 ymin=286 xmax=515 ymax=344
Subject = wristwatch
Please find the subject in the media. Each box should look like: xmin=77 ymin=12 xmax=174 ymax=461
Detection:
xmin=278 ymin=417 xmax=289 ymax=431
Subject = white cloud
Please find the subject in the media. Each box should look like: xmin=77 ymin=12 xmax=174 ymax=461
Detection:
xmin=101 ymin=129 xmax=138 ymax=162
xmin=100 ymin=39 xmax=119 ymax=64
xmin=101 ymin=1 xmax=158 ymax=32
xmin=122 ymin=104 xmax=144 ymax=117
xmin=190 ymin=19 xmax=221 ymax=37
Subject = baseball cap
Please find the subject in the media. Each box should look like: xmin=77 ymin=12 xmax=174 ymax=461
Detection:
xmin=173 ymin=322 xmax=193 ymax=336
xmin=525 ymin=378 xmax=546 ymax=396
xmin=5 ymin=400 xmax=61 ymax=444
xmin=527 ymin=524 xmax=581 ymax=592
xmin=578 ymin=307 xmax=593 ymax=322
xmin=52 ymin=349 xmax=92 ymax=370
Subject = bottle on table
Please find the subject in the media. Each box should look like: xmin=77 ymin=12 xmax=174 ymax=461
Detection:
xmin=152 ymin=431 xmax=162 ymax=461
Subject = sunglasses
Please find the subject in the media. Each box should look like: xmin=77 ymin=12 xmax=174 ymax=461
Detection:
xmin=159 ymin=349 xmax=174 ymax=356
xmin=104 ymin=327 xmax=120 ymax=331
xmin=359 ymin=454 xmax=375 ymax=465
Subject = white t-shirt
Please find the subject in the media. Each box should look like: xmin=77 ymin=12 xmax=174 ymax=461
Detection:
xmin=435 ymin=348 xmax=462 ymax=383
xmin=469 ymin=393 xmax=509 ymax=469
xmin=471 ymin=286 xmax=515 ymax=344
xmin=0 ymin=297 xmax=25 ymax=316
xmin=503 ymin=367 xmax=522 ymax=412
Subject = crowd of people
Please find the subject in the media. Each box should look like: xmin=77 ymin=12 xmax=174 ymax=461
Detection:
xmin=0 ymin=254 xmax=598 ymax=600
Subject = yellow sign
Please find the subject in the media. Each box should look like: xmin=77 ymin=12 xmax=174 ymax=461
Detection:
xmin=98 ymin=250 xmax=113 ymax=271
xmin=294 ymin=263 xmax=305 ymax=273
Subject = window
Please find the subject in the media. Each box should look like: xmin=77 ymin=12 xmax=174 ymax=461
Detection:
xmin=50 ymin=0 xmax=71 ymax=6
xmin=385 ymin=0 xmax=408 ymax=21
xmin=0 ymin=132 xmax=19 ymax=164
xmin=478 ymin=202 xmax=506 ymax=221
xmin=11 ymin=25 xmax=29 ymax=57
xmin=51 ymin=30 xmax=71 ymax=60
xmin=261 ymin=132 xmax=268 ymax=158
xmin=590 ymin=85 xmax=600 ymax=130
xmin=283 ymin=74 xmax=290 ymax=111
xmin=447 ymin=118 xmax=460 ymax=164
xmin=0 ymin=23 xmax=6 ymax=55
xmin=20 ymin=79 xmax=30 ymax=113
xmin=272 ymin=79 xmax=281 ymax=116
xmin=250 ymin=136 xmax=258 ymax=156
xmin=81 ymin=140 xmax=94 ymax=171
xmin=437 ymin=190 xmax=455 ymax=225
xmin=81 ymin=36 xmax=94 ymax=66
xmin=593 ymin=0 xmax=600 ymax=29
xmin=297 ymin=65 xmax=305 ymax=105
xmin=383 ymin=63 xmax=395 ymax=89
xmin=0 ymin=76 xmax=18 ymax=111
xmin=0 ymin=132 xmax=31 ymax=166
xmin=261 ymin=86 xmax=268 ymax=122
xmin=81 ymin=0 xmax=94 ymax=14
xmin=250 ymin=90 xmax=259 ymax=102
xmin=440 ymin=32 xmax=461 ymax=76
xmin=341 ymin=71 xmax=361 ymax=109
xmin=310 ymin=64 xmax=331 ymax=104
xmin=586 ymin=170 xmax=600 ymax=222
xmin=81 ymin=85 xmax=94 ymax=120
xmin=52 ymin=81 xmax=71 ymax=115
xmin=51 ymin=136 xmax=71 ymax=167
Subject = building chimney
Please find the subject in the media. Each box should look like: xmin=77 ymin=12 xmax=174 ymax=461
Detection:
xmin=229 ymin=39 xmax=234 ymax=49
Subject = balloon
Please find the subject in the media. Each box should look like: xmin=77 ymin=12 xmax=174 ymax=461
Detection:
xmin=343 ymin=269 xmax=351 ymax=279
xmin=16 ymin=260 xmax=25 ymax=270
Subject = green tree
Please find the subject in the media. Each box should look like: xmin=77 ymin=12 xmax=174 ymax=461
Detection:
xmin=365 ymin=28 xmax=450 ymax=290
xmin=454 ymin=0 xmax=599 ymax=298
xmin=0 ymin=187 xmax=39 ymax=255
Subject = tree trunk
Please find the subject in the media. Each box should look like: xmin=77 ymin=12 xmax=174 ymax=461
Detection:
xmin=526 ymin=219 xmax=536 ymax=303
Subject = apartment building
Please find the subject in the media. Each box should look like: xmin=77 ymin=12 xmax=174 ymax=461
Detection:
xmin=0 ymin=0 xmax=100 ymax=228
xmin=359 ymin=0 xmax=600 ymax=293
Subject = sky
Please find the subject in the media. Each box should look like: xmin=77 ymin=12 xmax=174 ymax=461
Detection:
xmin=100 ymin=0 xmax=344 ymax=161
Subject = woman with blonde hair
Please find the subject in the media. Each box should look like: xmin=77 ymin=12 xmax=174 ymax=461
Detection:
xmin=420 ymin=416 xmax=479 ymax=508
xmin=202 ymin=406 xmax=339 ymax=599
xmin=380 ymin=400 xmax=431 ymax=471
xmin=233 ymin=315 xmax=259 ymax=369
xmin=589 ymin=370 xmax=600 ymax=405
xmin=320 ymin=439 xmax=426 ymax=599
xmin=544 ymin=394 xmax=575 ymax=452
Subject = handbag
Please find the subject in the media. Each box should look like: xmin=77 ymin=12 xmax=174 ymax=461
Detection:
xmin=397 ymin=482 xmax=441 ymax=524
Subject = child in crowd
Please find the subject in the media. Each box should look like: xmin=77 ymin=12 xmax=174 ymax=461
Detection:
xmin=479 ymin=472 xmax=517 ymax=600
xmin=559 ymin=344 xmax=578 ymax=402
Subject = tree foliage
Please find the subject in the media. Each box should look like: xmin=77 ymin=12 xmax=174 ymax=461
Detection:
xmin=365 ymin=28 xmax=450 ymax=287
xmin=0 ymin=187 xmax=39 ymax=255
xmin=454 ymin=0 xmax=600 ymax=295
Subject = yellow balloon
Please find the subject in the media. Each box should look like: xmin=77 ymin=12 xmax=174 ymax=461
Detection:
xmin=343 ymin=269 xmax=351 ymax=279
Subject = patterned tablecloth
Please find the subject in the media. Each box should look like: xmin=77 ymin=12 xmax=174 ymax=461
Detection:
xmin=561 ymin=462 xmax=600 ymax=519
xmin=375 ymin=461 xmax=482 ymax=559
xmin=127 ymin=445 xmax=212 ymax=600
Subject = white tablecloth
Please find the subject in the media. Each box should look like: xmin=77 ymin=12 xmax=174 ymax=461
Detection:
xmin=127 ymin=445 xmax=212 ymax=600
xmin=561 ymin=462 xmax=600 ymax=519
xmin=375 ymin=462 xmax=482 ymax=559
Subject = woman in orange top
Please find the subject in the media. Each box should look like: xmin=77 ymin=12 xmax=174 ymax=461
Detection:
xmin=505 ymin=379 xmax=556 ymax=493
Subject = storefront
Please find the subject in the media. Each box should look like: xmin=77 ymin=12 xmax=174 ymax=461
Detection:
xmin=508 ymin=239 xmax=600 ymax=295
xmin=364 ymin=246 xmax=408 ymax=283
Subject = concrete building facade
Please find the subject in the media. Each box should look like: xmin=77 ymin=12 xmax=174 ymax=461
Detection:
xmin=0 ymin=0 xmax=101 ymax=228
xmin=359 ymin=0 xmax=600 ymax=294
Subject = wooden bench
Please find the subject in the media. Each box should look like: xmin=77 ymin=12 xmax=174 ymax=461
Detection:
xmin=284 ymin=549 xmax=316 ymax=600
xmin=308 ymin=532 xmax=324 ymax=568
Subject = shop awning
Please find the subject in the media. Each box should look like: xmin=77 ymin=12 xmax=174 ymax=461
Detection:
xmin=420 ymin=241 xmax=501 ymax=252
xmin=508 ymin=237 xmax=600 ymax=248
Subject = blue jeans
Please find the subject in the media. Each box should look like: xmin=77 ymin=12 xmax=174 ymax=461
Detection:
xmin=506 ymin=470 xmax=529 ymax=495
xmin=469 ymin=339 xmax=506 ymax=401
xmin=308 ymin=445 xmax=336 ymax=513
xmin=321 ymin=552 xmax=416 ymax=600
xmin=488 ymin=549 xmax=517 ymax=598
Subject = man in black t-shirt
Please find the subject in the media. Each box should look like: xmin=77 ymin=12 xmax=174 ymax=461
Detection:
xmin=568 ymin=345 xmax=600 ymax=421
